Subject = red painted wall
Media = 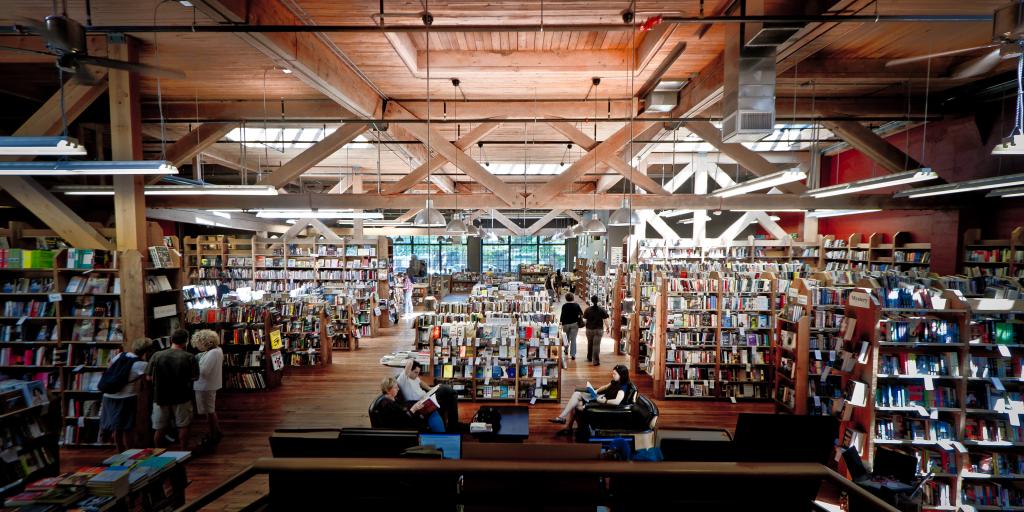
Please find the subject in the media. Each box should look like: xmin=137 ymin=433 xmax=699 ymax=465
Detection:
xmin=815 ymin=111 xmax=1024 ymax=274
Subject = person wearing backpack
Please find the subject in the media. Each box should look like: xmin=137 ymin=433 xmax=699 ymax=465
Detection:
xmin=98 ymin=337 xmax=154 ymax=452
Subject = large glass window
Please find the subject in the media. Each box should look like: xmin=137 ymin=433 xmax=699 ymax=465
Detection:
xmin=391 ymin=236 xmax=468 ymax=274
xmin=481 ymin=236 xmax=567 ymax=273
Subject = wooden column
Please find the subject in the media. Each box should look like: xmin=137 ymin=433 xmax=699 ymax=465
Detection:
xmin=108 ymin=34 xmax=147 ymax=346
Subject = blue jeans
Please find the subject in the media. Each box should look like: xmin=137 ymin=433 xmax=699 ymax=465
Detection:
xmin=562 ymin=324 xmax=579 ymax=358
xmin=426 ymin=411 xmax=445 ymax=433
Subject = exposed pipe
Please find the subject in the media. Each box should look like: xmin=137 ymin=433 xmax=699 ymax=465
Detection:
xmin=136 ymin=116 xmax=939 ymax=124
xmin=4 ymin=14 xmax=991 ymax=35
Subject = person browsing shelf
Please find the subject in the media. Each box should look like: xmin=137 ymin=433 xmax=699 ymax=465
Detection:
xmin=398 ymin=360 xmax=462 ymax=430
xmin=192 ymin=329 xmax=224 ymax=449
xmin=147 ymin=329 xmax=199 ymax=450
xmin=402 ymin=273 xmax=414 ymax=315
xmin=554 ymin=269 xmax=564 ymax=295
xmin=549 ymin=365 xmax=632 ymax=435
xmin=583 ymin=295 xmax=609 ymax=365
xmin=559 ymin=293 xmax=584 ymax=361
xmin=374 ymin=376 xmax=445 ymax=433
xmin=99 ymin=337 xmax=155 ymax=452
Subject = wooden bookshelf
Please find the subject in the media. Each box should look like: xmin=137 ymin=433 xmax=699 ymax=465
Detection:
xmin=653 ymin=272 xmax=778 ymax=401
xmin=773 ymin=277 xmax=811 ymax=414
xmin=962 ymin=225 xmax=1024 ymax=279
xmin=428 ymin=314 xmax=562 ymax=402
xmin=184 ymin=305 xmax=282 ymax=392
xmin=893 ymin=231 xmax=932 ymax=272
xmin=0 ymin=384 xmax=59 ymax=498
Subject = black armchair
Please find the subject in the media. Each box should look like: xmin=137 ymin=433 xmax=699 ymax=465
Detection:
xmin=576 ymin=385 xmax=659 ymax=441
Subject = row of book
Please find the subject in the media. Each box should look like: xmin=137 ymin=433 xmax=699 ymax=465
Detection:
xmin=1 ymin=278 xmax=54 ymax=294
xmin=2 ymin=301 xmax=55 ymax=318
xmin=184 ymin=305 xmax=267 ymax=325
xmin=0 ymin=249 xmax=55 ymax=269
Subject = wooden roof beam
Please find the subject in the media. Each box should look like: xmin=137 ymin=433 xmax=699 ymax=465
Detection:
xmin=15 ymin=68 xmax=107 ymax=139
xmin=382 ymin=121 xmax=502 ymax=195
xmin=820 ymin=120 xmax=923 ymax=173
xmin=258 ymin=123 xmax=369 ymax=189
xmin=524 ymin=209 xmax=564 ymax=236
xmin=164 ymin=123 xmax=238 ymax=168
xmin=419 ymin=49 xmax=631 ymax=73
xmin=683 ymin=121 xmax=807 ymax=194
xmin=191 ymin=0 xmax=382 ymax=118
xmin=489 ymin=209 xmax=526 ymax=236
xmin=0 ymin=177 xmax=113 ymax=250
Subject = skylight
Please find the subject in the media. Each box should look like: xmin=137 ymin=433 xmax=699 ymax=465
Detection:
xmin=224 ymin=126 xmax=373 ymax=151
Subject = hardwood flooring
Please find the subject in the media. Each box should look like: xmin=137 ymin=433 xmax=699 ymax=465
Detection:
xmin=60 ymin=307 xmax=771 ymax=510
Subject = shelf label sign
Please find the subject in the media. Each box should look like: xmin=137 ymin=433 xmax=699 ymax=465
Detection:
xmin=48 ymin=293 xmax=61 ymax=302
xmin=270 ymin=330 xmax=283 ymax=350
xmin=848 ymin=291 xmax=872 ymax=309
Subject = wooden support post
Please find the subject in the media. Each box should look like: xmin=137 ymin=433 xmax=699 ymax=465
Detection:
xmin=108 ymin=34 xmax=147 ymax=346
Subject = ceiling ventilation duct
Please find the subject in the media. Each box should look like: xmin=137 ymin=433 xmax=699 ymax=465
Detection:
xmin=720 ymin=1 xmax=806 ymax=143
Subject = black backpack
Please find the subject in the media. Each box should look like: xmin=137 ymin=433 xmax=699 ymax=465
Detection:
xmin=97 ymin=354 xmax=136 ymax=394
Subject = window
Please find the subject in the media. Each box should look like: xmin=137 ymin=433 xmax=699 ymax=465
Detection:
xmin=481 ymin=236 xmax=567 ymax=273
xmin=391 ymin=236 xmax=468 ymax=274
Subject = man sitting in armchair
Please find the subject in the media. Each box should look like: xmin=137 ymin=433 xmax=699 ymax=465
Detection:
xmin=397 ymin=360 xmax=463 ymax=431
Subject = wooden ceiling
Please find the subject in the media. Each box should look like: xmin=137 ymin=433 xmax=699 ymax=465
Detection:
xmin=0 ymin=0 xmax=1015 ymax=206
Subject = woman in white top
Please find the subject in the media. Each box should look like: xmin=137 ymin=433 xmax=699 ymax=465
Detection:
xmin=192 ymin=329 xmax=224 ymax=447
xmin=99 ymin=337 xmax=154 ymax=452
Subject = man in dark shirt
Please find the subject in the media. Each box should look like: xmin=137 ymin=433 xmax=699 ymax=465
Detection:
xmin=582 ymin=295 xmax=609 ymax=365
xmin=559 ymin=293 xmax=584 ymax=361
xmin=146 ymin=329 xmax=199 ymax=449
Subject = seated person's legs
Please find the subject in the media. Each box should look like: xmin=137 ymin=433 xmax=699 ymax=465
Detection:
xmin=426 ymin=411 xmax=446 ymax=433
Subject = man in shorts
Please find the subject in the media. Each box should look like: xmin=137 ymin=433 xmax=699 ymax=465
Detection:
xmin=99 ymin=337 xmax=154 ymax=452
xmin=147 ymin=329 xmax=199 ymax=450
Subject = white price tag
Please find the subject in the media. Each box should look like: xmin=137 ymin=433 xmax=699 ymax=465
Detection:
xmin=530 ymin=397 xmax=537 ymax=405
xmin=998 ymin=344 xmax=1012 ymax=357
xmin=937 ymin=439 xmax=954 ymax=451
xmin=814 ymin=350 xmax=822 ymax=360
xmin=48 ymin=293 xmax=61 ymax=302
xmin=730 ymin=397 xmax=737 ymax=404
xmin=1011 ymin=413 xmax=1021 ymax=427
xmin=923 ymin=376 xmax=934 ymax=391
xmin=813 ymin=396 xmax=821 ymax=407
xmin=16 ymin=316 xmax=27 ymax=326
xmin=952 ymin=441 xmax=968 ymax=454
xmin=993 ymin=377 xmax=1006 ymax=392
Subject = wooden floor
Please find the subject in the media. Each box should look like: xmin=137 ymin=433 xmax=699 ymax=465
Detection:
xmin=60 ymin=306 xmax=772 ymax=510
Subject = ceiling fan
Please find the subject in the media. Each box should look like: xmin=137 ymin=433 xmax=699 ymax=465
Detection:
xmin=1 ymin=15 xmax=186 ymax=83
xmin=885 ymin=2 xmax=1024 ymax=79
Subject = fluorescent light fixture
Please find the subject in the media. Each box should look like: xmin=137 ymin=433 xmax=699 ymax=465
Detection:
xmin=894 ymin=172 xmax=1024 ymax=198
xmin=413 ymin=200 xmax=446 ymax=227
xmin=608 ymin=198 xmax=640 ymax=226
xmin=992 ymin=134 xmax=1024 ymax=155
xmin=711 ymin=169 xmax=807 ymax=198
xmin=0 ymin=160 xmax=177 ymax=176
xmin=805 ymin=168 xmax=937 ymax=198
xmin=806 ymin=209 xmax=881 ymax=218
xmin=255 ymin=210 xmax=384 ymax=219
xmin=281 ymin=68 xmax=293 ymax=74
xmin=209 ymin=211 xmax=232 ymax=219
xmin=659 ymin=209 xmax=694 ymax=218
xmin=56 ymin=184 xmax=277 ymax=196
xmin=748 ymin=215 xmax=782 ymax=224
xmin=679 ymin=213 xmax=711 ymax=225
xmin=0 ymin=136 xmax=86 ymax=156
xmin=986 ymin=186 xmax=1024 ymax=198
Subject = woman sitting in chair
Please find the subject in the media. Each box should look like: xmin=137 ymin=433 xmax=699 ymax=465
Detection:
xmin=549 ymin=365 xmax=631 ymax=436
xmin=372 ymin=376 xmax=446 ymax=433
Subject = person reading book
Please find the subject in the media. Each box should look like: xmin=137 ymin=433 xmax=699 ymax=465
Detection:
xmin=398 ymin=360 xmax=462 ymax=430
xmin=373 ymin=376 xmax=445 ymax=433
xmin=549 ymin=365 xmax=631 ymax=436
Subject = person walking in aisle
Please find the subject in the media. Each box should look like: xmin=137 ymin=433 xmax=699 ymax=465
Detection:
xmin=583 ymin=295 xmax=609 ymax=365
xmin=398 ymin=360 xmax=462 ymax=431
xmin=549 ymin=365 xmax=631 ymax=435
xmin=559 ymin=293 xmax=584 ymax=361
xmin=554 ymin=269 xmax=564 ymax=296
xmin=408 ymin=255 xmax=424 ymax=283
xmin=402 ymin=273 xmax=414 ymax=315
xmin=192 ymin=329 xmax=224 ymax=449
xmin=147 ymin=329 xmax=199 ymax=450
xmin=544 ymin=273 xmax=556 ymax=304
xmin=98 ymin=337 xmax=154 ymax=452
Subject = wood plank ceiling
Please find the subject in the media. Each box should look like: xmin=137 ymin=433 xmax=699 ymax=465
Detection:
xmin=0 ymin=0 xmax=1013 ymax=219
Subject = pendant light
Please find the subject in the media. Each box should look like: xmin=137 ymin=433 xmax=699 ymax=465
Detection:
xmin=444 ymin=78 xmax=466 ymax=234
xmin=584 ymin=77 xmax=606 ymax=235
xmin=414 ymin=11 xmax=446 ymax=228
xmin=609 ymin=18 xmax=639 ymax=228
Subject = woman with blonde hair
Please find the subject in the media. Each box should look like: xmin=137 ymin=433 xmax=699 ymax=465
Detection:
xmin=191 ymin=329 xmax=224 ymax=448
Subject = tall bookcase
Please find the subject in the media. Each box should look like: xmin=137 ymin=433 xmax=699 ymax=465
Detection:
xmin=962 ymin=225 xmax=1024 ymax=279
xmin=653 ymin=272 xmax=778 ymax=401
xmin=0 ymin=381 xmax=58 ymax=497
xmin=773 ymin=278 xmax=812 ymax=414
xmin=184 ymin=305 xmax=282 ymax=392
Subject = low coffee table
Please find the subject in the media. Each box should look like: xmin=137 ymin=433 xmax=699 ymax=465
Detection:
xmin=471 ymin=406 xmax=529 ymax=443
